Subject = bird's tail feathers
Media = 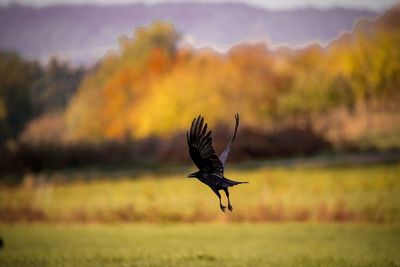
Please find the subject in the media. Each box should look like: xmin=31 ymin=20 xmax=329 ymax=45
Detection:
xmin=234 ymin=181 xmax=249 ymax=185
xmin=223 ymin=178 xmax=249 ymax=187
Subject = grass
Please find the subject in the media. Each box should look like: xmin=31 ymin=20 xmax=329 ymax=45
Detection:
xmin=1 ymin=160 xmax=399 ymax=266
xmin=0 ymin=223 xmax=400 ymax=267
xmin=1 ymin=161 xmax=399 ymax=223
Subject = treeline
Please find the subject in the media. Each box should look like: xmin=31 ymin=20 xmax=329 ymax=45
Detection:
xmin=0 ymin=53 xmax=85 ymax=145
xmin=1 ymin=6 xmax=400 ymax=174
xmin=65 ymin=7 xmax=400 ymax=141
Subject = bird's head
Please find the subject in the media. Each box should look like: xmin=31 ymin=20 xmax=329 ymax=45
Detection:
xmin=187 ymin=171 xmax=200 ymax=178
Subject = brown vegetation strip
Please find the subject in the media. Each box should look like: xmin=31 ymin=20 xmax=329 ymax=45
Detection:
xmin=0 ymin=204 xmax=388 ymax=224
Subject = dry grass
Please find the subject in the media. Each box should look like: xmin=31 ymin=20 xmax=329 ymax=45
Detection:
xmin=1 ymin=161 xmax=399 ymax=223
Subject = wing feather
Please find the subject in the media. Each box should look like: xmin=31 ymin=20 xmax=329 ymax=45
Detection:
xmin=187 ymin=115 xmax=224 ymax=176
xmin=219 ymin=113 xmax=239 ymax=166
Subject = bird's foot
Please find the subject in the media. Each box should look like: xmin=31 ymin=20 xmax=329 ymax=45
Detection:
xmin=220 ymin=204 xmax=226 ymax=212
xmin=228 ymin=204 xmax=233 ymax=212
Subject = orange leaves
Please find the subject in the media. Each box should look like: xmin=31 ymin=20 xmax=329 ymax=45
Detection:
xmin=65 ymin=16 xmax=400 ymax=142
xmin=148 ymin=47 xmax=170 ymax=75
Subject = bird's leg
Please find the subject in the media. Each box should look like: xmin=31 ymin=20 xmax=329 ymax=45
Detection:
xmin=214 ymin=189 xmax=226 ymax=212
xmin=223 ymin=188 xmax=233 ymax=211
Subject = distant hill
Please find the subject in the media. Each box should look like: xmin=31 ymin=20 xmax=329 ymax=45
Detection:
xmin=0 ymin=3 xmax=377 ymax=65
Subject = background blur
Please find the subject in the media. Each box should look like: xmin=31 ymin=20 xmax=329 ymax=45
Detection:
xmin=0 ymin=0 xmax=400 ymax=220
xmin=0 ymin=1 xmax=400 ymax=266
xmin=1 ymin=1 xmax=399 ymax=173
xmin=1 ymin=0 xmax=400 ymax=219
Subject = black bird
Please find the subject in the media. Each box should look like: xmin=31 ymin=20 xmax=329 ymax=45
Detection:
xmin=187 ymin=114 xmax=248 ymax=212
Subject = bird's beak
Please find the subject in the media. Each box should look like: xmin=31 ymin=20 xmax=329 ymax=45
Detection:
xmin=187 ymin=173 xmax=196 ymax=178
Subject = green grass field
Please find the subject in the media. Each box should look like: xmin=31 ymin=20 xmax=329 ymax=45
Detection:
xmin=1 ymin=223 xmax=400 ymax=267
xmin=1 ymin=161 xmax=400 ymax=266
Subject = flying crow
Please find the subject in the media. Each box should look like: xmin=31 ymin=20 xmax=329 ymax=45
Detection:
xmin=187 ymin=114 xmax=248 ymax=212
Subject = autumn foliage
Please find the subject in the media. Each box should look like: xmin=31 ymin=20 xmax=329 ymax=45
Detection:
xmin=65 ymin=10 xmax=400 ymax=143
xmin=1 ymin=7 xmax=400 ymax=174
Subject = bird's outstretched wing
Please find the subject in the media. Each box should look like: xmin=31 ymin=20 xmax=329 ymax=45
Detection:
xmin=187 ymin=116 xmax=224 ymax=176
xmin=219 ymin=113 xmax=239 ymax=166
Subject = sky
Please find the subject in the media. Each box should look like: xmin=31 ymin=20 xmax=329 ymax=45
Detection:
xmin=1 ymin=0 xmax=399 ymax=11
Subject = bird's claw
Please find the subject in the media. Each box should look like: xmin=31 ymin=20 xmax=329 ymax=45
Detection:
xmin=220 ymin=205 xmax=226 ymax=212
xmin=228 ymin=204 xmax=233 ymax=212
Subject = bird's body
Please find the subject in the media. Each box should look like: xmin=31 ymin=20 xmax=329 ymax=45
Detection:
xmin=186 ymin=114 xmax=248 ymax=212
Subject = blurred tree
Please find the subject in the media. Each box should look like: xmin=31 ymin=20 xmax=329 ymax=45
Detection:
xmin=66 ymin=22 xmax=180 ymax=141
xmin=0 ymin=50 xmax=85 ymax=146
xmin=65 ymin=7 xmax=400 ymax=143
xmin=349 ymin=30 xmax=400 ymax=105
xmin=0 ymin=51 xmax=42 ymax=145
xmin=33 ymin=57 xmax=85 ymax=113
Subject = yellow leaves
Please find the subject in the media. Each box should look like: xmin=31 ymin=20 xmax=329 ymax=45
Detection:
xmin=64 ymin=19 xmax=400 ymax=142
xmin=102 ymin=71 xmax=133 ymax=139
